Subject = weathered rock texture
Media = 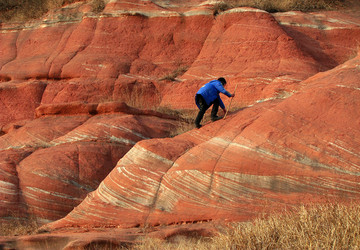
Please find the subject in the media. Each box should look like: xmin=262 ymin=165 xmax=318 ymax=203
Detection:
xmin=0 ymin=103 xmax=181 ymax=223
xmin=43 ymin=52 xmax=360 ymax=230
xmin=0 ymin=0 xmax=360 ymax=247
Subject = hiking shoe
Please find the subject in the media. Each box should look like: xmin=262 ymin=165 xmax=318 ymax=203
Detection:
xmin=195 ymin=124 xmax=202 ymax=129
xmin=211 ymin=116 xmax=223 ymax=122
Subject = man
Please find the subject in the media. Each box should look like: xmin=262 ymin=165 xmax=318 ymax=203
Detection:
xmin=195 ymin=77 xmax=235 ymax=128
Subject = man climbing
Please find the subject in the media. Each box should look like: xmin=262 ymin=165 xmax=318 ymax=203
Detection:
xmin=195 ymin=77 xmax=235 ymax=128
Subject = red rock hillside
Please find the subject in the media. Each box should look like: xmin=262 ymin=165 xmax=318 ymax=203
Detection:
xmin=0 ymin=0 xmax=360 ymax=247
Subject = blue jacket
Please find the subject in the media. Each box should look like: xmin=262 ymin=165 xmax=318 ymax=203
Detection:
xmin=196 ymin=80 xmax=232 ymax=109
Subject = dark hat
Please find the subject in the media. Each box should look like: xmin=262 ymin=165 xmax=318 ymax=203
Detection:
xmin=218 ymin=77 xmax=226 ymax=85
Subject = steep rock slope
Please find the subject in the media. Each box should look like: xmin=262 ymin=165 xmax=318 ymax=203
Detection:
xmin=45 ymin=52 xmax=360 ymax=230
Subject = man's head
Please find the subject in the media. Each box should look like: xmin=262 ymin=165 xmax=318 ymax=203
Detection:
xmin=218 ymin=77 xmax=226 ymax=86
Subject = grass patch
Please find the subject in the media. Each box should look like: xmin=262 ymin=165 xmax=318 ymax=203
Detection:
xmin=0 ymin=0 xmax=105 ymax=22
xmin=212 ymin=0 xmax=346 ymax=14
xmin=154 ymin=107 xmax=197 ymax=136
xmin=90 ymin=0 xmax=106 ymax=14
xmin=132 ymin=203 xmax=360 ymax=249
xmin=1 ymin=197 xmax=358 ymax=250
xmin=159 ymin=65 xmax=189 ymax=82
xmin=212 ymin=203 xmax=360 ymax=249
xmin=0 ymin=0 xmax=347 ymax=22
xmin=0 ymin=0 xmax=47 ymax=21
xmin=0 ymin=216 xmax=39 ymax=236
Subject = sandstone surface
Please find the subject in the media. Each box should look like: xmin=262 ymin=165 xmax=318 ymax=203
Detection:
xmin=44 ymin=52 xmax=360 ymax=230
xmin=0 ymin=0 xmax=360 ymax=248
xmin=0 ymin=104 xmax=182 ymax=224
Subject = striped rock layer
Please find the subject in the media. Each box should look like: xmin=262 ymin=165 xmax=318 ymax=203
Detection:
xmin=46 ymin=52 xmax=360 ymax=229
xmin=0 ymin=105 xmax=181 ymax=223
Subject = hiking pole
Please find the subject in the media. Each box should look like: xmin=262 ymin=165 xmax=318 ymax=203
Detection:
xmin=223 ymin=82 xmax=238 ymax=120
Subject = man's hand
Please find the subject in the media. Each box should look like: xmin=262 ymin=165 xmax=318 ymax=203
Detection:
xmin=231 ymin=93 xmax=235 ymax=97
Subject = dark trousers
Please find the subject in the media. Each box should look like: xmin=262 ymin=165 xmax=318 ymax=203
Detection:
xmin=195 ymin=94 xmax=219 ymax=126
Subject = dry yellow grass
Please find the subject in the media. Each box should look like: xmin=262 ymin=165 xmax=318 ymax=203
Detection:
xmin=160 ymin=65 xmax=190 ymax=82
xmin=214 ymin=0 xmax=345 ymax=13
xmin=0 ymin=0 xmax=347 ymax=22
xmin=153 ymin=107 xmax=197 ymax=136
xmin=0 ymin=0 xmax=105 ymax=22
xmin=133 ymin=203 xmax=360 ymax=249
xmin=1 ymin=203 xmax=359 ymax=249
xmin=213 ymin=203 xmax=360 ymax=249
xmin=0 ymin=216 xmax=39 ymax=236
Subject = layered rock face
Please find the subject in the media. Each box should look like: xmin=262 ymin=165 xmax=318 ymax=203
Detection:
xmin=0 ymin=0 xmax=360 ymax=236
xmin=0 ymin=105 xmax=181 ymax=223
xmin=45 ymin=53 xmax=360 ymax=229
